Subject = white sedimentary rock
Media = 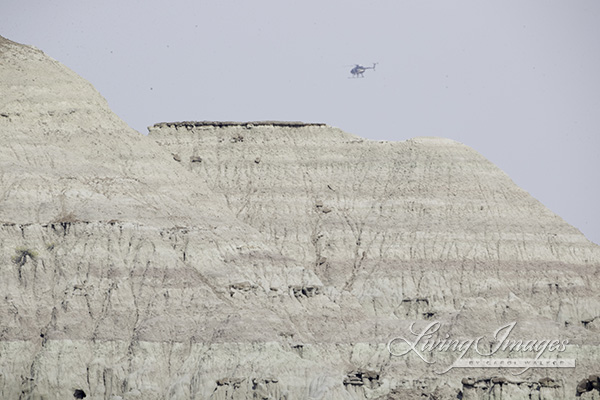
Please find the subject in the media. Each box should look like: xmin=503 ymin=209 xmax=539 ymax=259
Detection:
xmin=1 ymin=35 xmax=599 ymax=399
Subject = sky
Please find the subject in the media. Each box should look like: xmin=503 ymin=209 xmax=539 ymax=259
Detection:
xmin=2 ymin=0 xmax=599 ymax=245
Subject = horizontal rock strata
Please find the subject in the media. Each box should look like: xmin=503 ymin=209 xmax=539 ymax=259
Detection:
xmin=1 ymin=35 xmax=599 ymax=399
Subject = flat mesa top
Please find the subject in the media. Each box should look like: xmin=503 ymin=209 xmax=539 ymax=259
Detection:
xmin=152 ymin=121 xmax=327 ymax=128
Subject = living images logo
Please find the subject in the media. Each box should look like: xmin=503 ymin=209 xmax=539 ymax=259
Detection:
xmin=387 ymin=321 xmax=575 ymax=374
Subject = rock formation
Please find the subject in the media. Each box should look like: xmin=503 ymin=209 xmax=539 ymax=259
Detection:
xmin=1 ymin=35 xmax=599 ymax=399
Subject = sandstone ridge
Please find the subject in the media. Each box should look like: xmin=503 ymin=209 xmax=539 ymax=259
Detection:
xmin=152 ymin=120 xmax=327 ymax=129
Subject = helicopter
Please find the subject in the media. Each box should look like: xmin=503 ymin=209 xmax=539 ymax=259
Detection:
xmin=350 ymin=62 xmax=378 ymax=78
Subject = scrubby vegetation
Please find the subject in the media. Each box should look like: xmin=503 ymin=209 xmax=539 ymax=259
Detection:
xmin=12 ymin=247 xmax=38 ymax=266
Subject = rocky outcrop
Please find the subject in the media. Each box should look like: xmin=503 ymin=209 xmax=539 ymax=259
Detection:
xmin=1 ymin=34 xmax=600 ymax=399
xmin=459 ymin=376 xmax=567 ymax=399
xmin=148 ymin=122 xmax=600 ymax=396
xmin=0 ymin=35 xmax=324 ymax=399
xmin=153 ymin=120 xmax=326 ymax=128
xmin=577 ymin=375 xmax=600 ymax=398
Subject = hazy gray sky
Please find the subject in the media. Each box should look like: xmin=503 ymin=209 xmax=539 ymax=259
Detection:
xmin=3 ymin=0 xmax=599 ymax=244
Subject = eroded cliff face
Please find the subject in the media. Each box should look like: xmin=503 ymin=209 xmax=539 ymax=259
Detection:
xmin=1 ymin=35 xmax=599 ymax=399
xmin=147 ymin=124 xmax=600 ymax=397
